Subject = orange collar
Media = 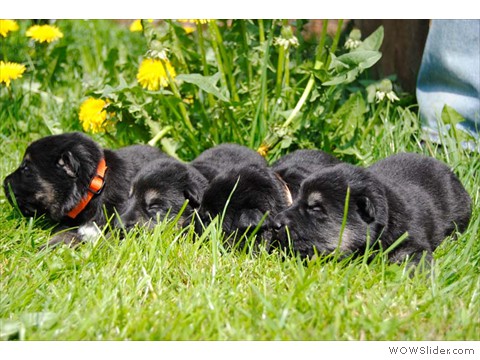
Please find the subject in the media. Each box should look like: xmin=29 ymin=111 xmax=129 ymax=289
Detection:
xmin=67 ymin=158 xmax=108 ymax=219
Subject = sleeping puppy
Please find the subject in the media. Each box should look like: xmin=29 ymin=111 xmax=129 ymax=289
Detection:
xmin=273 ymin=153 xmax=471 ymax=263
xmin=192 ymin=144 xmax=291 ymax=246
xmin=119 ymin=158 xmax=208 ymax=230
xmin=272 ymin=149 xmax=341 ymax=200
xmin=197 ymin=163 xmax=292 ymax=246
xmin=3 ymin=132 xmax=167 ymax=247
xmin=191 ymin=143 xmax=267 ymax=181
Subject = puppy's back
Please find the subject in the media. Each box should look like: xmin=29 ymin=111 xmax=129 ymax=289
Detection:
xmin=369 ymin=153 xmax=472 ymax=239
xmin=114 ymin=145 xmax=169 ymax=174
xmin=272 ymin=149 xmax=340 ymax=199
xmin=191 ymin=143 xmax=267 ymax=181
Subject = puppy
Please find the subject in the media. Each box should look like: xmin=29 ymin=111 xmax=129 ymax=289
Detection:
xmin=272 ymin=149 xmax=341 ymax=200
xmin=3 ymin=132 xmax=167 ymax=247
xmin=192 ymin=144 xmax=291 ymax=246
xmin=273 ymin=153 xmax=471 ymax=263
xmin=191 ymin=143 xmax=267 ymax=181
xmin=119 ymin=158 xmax=208 ymax=230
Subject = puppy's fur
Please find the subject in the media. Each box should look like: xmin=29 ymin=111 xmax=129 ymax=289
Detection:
xmin=191 ymin=143 xmax=267 ymax=181
xmin=3 ymin=132 xmax=167 ymax=247
xmin=272 ymin=149 xmax=341 ymax=200
xmin=119 ymin=158 xmax=208 ymax=230
xmin=192 ymin=144 xmax=290 ymax=245
xmin=274 ymin=153 xmax=471 ymax=263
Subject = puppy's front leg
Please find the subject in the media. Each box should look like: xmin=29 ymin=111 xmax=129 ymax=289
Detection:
xmin=39 ymin=223 xmax=101 ymax=250
xmin=39 ymin=230 xmax=83 ymax=250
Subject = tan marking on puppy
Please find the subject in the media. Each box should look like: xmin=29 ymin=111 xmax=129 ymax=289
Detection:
xmin=144 ymin=189 xmax=161 ymax=205
xmin=34 ymin=177 xmax=56 ymax=204
xmin=274 ymin=172 xmax=293 ymax=206
xmin=307 ymin=191 xmax=323 ymax=207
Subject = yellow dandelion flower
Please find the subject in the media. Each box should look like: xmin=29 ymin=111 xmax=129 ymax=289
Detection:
xmin=129 ymin=19 xmax=153 ymax=32
xmin=0 ymin=19 xmax=19 ymax=37
xmin=137 ymin=58 xmax=176 ymax=91
xmin=178 ymin=19 xmax=212 ymax=25
xmin=0 ymin=61 xmax=26 ymax=87
xmin=26 ymin=24 xmax=63 ymax=43
xmin=183 ymin=25 xmax=196 ymax=34
xmin=79 ymin=97 xmax=111 ymax=134
xmin=257 ymin=144 xmax=270 ymax=157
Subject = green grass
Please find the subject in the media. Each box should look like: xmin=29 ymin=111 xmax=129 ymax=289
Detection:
xmin=1 ymin=20 xmax=479 ymax=341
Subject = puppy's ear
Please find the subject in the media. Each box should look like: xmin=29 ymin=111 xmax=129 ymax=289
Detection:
xmin=238 ymin=208 xmax=265 ymax=229
xmin=356 ymin=195 xmax=376 ymax=224
xmin=184 ymin=184 xmax=202 ymax=209
xmin=58 ymin=151 xmax=80 ymax=178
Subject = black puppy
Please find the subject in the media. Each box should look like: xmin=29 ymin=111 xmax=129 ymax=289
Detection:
xmin=272 ymin=149 xmax=341 ymax=200
xmin=191 ymin=143 xmax=267 ymax=181
xmin=3 ymin=132 xmax=167 ymax=247
xmin=192 ymin=144 xmax=291 ymax=246
xmin=274 ymin=153 xmax=471 ymax=263
xmin=119 ymin=158 xmax=208 ymax=230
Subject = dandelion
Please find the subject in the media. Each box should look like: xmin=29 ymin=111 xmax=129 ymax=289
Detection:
xmin=183 ymin=25 xmax=196 ymax=35
xmin=257 ymin=144 xmax=270 ymax=157
xmin=0 ymin=19 xmax=19 ymax=37
xmin=136 ymin=58 xmax=176 ymax=91
xmin=129 ymin=19 xmax=153 ymax=32
xmin=178 ymin=19 xmax=212 ymax=25
xmin=0 ymin=61 xmax=26 ymax=87
xmin=26 ymin=24 xmax=63 ymax=43
xmin=367 ymin=79 xmax=400 ymax=104
xmin=273 ymin=25 xmax=299 ymax=50
xmin=345 ymin=29 xmax=362 ymax=50
xmin=79 ymin=97 xmax=111 ymax=133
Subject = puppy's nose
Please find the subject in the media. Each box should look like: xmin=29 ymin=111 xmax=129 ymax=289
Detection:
xmin=272 ymin=220 xmax=283 ymax=231
xmin=272 ymin=211 xmax=290 ymax=230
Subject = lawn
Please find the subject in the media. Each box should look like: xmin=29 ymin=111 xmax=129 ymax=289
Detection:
xmin=0 ymin=19 xmax=479 ymax=341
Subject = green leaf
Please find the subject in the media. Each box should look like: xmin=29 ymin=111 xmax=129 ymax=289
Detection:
xmin=356 ymin=25 xmax=384 ymax=52
xmin=334 ymin=51 xmax=382 ymax=71
xmin=441 ymin=105 xmax=465 ymax=126
xmin=176 ymin=73 xmax=230 ymax=102
xmin=334 ymin=92 xmax=367 ymax=125
xmin=323 ymin=68 xmax=360 ymax=86
xmin=441 ymin=105 xmax=474 ymax=143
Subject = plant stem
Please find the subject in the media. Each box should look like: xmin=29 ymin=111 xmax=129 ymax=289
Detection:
xmin=148 ymin=125 xmax=173 ymax=146
xmin=240 ymin=20 xmax=253 ymax=87
xmin=317 ymin=20 xmax=329 ymax=63
xmin=249 ymin=22 xmax=274 ymax=148
xmin=281 ymin=58 xmax=324 ymax=130
xmin=326 ymin=19 xmax=344 ymax=68
xmin=209 ymin=21 xmax=239 ymax=102
xmin=164 ymin=63 xmax=194 ymax=133
xmin=258 ymin=20 xmax=265 ymax=44
xmin=197 ymin=24 xmax=215 ymax=107
xmin=208 ymin=23 xmax=229 ymax=98
xmin=275 ymin=45 xmax=285 ymax=99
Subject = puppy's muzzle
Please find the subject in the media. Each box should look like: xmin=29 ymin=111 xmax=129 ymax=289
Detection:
xmin=270 ymin=211 xmax=295 ymax=250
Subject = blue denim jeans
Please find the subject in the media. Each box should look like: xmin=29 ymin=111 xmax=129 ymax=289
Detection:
xmin=416 ymin=20 xmax=480 ymax=142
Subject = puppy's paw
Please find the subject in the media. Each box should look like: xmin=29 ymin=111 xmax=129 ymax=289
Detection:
xmin=39 ymin=230 xmax=83 ymax=250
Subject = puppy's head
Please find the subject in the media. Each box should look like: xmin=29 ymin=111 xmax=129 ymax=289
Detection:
xmin=273 ymin=164 xmax=388 ymax=259
xmin=119 ymin=159 xmax=207 ymax=230
xmin=196 ymin=164 xmax=290 ymax=242
xmin=3 ymin=132 xmax=102 ymax=221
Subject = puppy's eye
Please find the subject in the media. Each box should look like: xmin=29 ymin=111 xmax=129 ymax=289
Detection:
xmin=307 ymin=203 xmax=325 ymax=214
xmin=147 ymin=204 xmax=163 ymax=213
xmin=20 ymin=162 xmax=30 ymax=173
